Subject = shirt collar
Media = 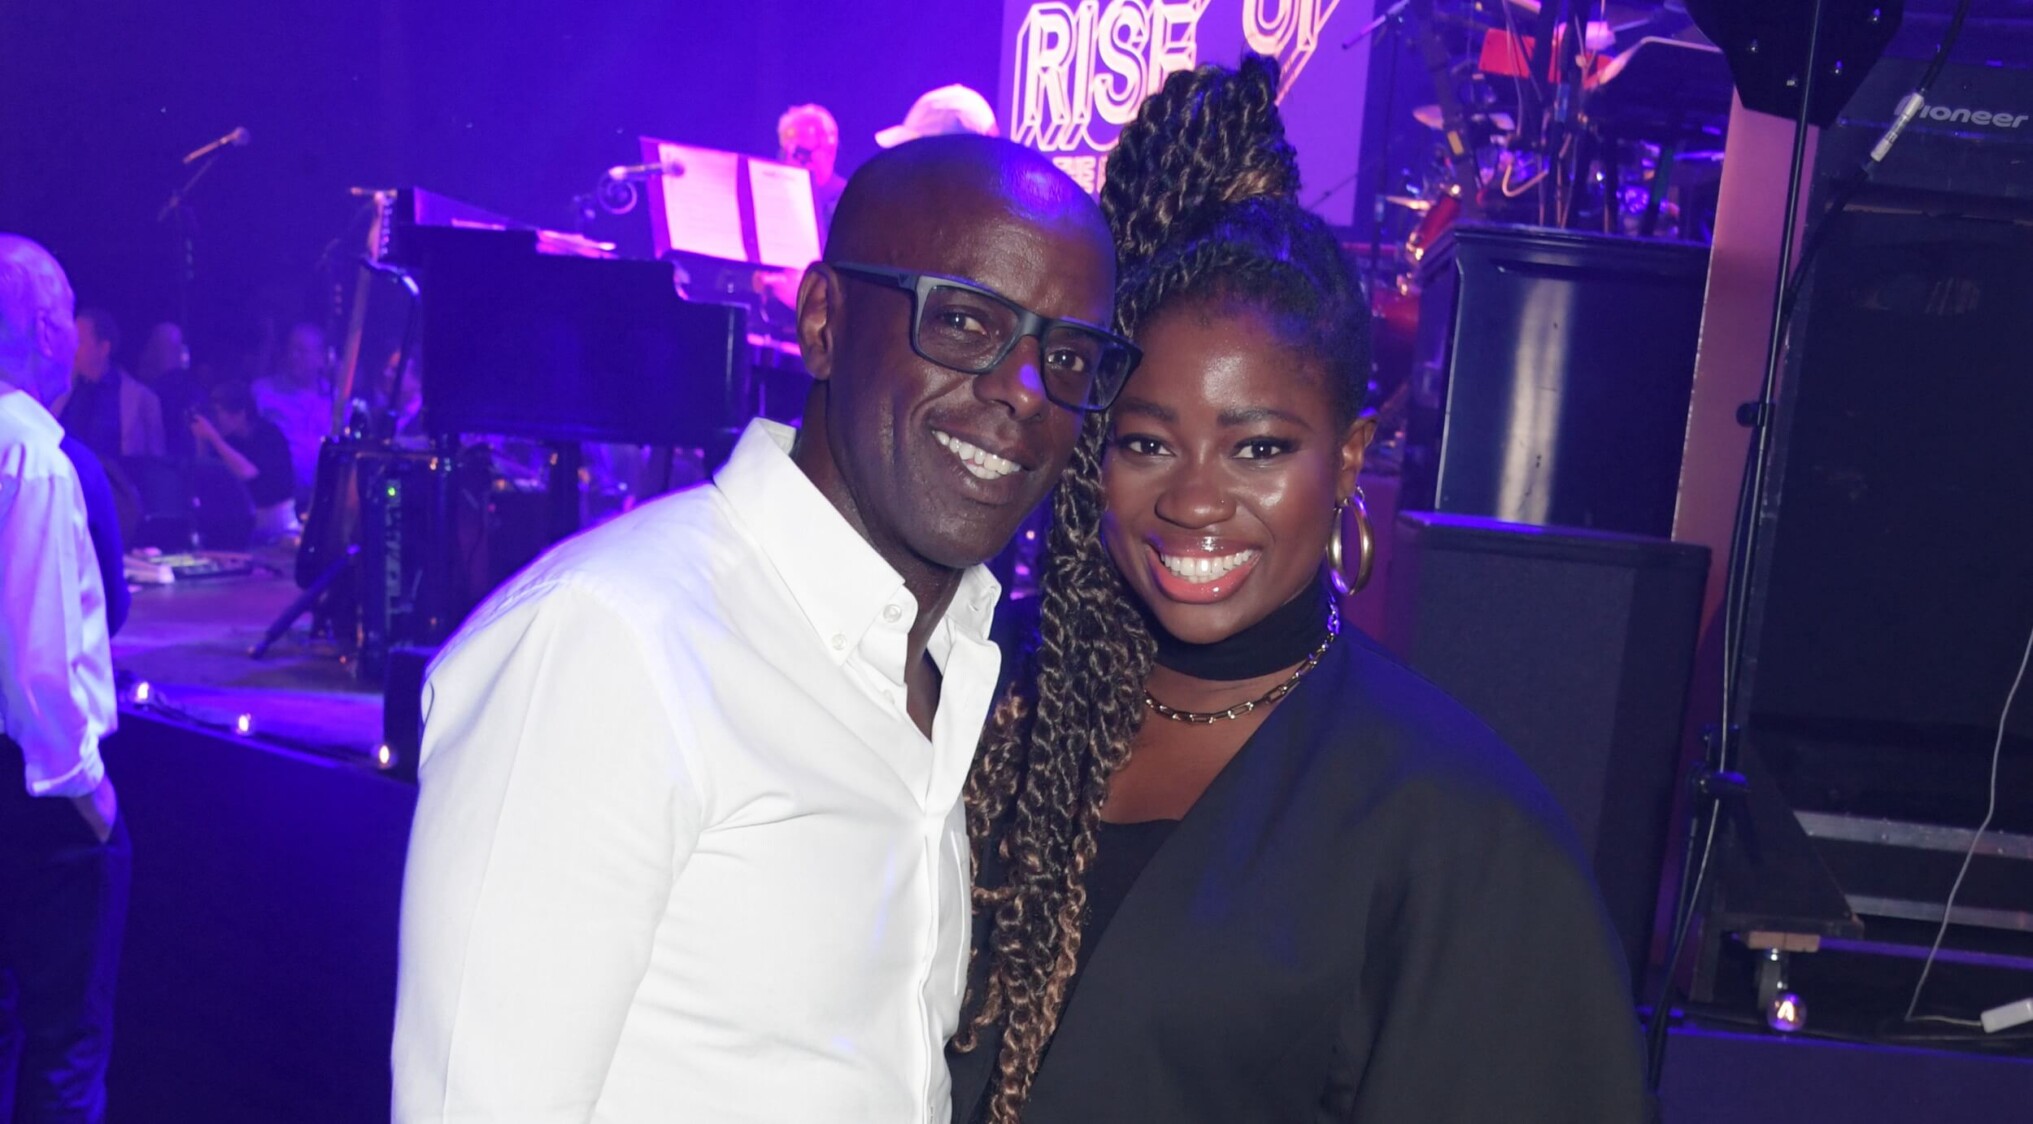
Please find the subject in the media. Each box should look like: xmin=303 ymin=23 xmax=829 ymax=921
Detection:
xmin=714 ymin=419 xmax=1002 ymax=665
xmin=0 ymin=384 xmax=63 ymax=444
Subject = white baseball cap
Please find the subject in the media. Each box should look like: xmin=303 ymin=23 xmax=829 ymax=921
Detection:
xmin=875 ymin=84 xmax=1000 ymax=148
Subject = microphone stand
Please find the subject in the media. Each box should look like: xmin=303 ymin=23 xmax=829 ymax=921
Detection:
xmin=1341 ymin=0 xmax=1410 ymax=50
xmin=1644 ymin=0 xmax=1832 ymax=1091
xmin=157 ymin=152 xmax=223 ymax=330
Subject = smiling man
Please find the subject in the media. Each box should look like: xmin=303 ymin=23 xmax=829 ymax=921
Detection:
xmin=392 ymin=135 xmax=1135 ymax=1122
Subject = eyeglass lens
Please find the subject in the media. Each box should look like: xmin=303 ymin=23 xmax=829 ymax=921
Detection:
xmin=916 ymin=284 xmax=1122 ymax=407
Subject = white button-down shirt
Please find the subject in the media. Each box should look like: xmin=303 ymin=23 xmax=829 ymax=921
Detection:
xmin=0 ymin=384 xmax=115 ymax=797
xmin=395 ymin=419 xmax=1002 ymax=1122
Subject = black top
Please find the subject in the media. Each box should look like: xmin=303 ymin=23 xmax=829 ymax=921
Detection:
xmin=1074 ymin=819 xmax=1176 ymax=984
xmin=951 ymin=632 xmax=1653 ymax=1123
xmin=59 ymin=374 xmax=122 ymax=461
xmin=229 ymin=416 xmax=296 ymax=508
xmin=966 ymin=817 xmax=1178 ymax=1124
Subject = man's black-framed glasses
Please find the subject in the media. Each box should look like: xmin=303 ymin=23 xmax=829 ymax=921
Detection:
xmin=830 ymin=262 xmax=1141 ymax=413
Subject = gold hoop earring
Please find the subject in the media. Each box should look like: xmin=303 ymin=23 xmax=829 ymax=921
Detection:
xmin=1326 ymin=487 xmax=1376 ymax=596
xmin=1350 ymin=486 xmax=1375 ymax=595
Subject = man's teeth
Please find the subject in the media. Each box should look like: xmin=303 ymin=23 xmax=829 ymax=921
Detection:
xmin=934 ymin=431 xmax=1020 ymax=481
xmin=1159 ymin=549 xmax=1258 ymax=583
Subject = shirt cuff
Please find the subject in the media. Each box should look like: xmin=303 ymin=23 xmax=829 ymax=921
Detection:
xmin=25 ymin=734 xmax=106 ymax=798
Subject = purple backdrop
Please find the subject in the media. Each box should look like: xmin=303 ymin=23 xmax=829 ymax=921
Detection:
xmin=0 ymin=0 xmax=1003 ymax=375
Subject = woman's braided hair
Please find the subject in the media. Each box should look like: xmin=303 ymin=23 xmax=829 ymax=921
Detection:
xmin=956 ymin=53 xmax=1372 ymax=1122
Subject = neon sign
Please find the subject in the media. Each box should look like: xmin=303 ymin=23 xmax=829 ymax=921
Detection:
xmin=1001 ymin=0 xmax=1371 ymax=220
xmin=1011 ymin=0 xmax=1211 ymax=183
xmin=1242 ymin=0 xmax=1344 ymax=99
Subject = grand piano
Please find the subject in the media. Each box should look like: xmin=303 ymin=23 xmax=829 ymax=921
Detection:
xmin=292 ymin=187 xmax=772 ymax=677
xmin=365 ymin=187 xmax=756 ymax=450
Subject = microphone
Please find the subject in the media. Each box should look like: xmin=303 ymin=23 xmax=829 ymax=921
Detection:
xmin=605 ymin=160 xmax=684 ymax=182
xmin=183 ymin=126 xmax=252 ymax=165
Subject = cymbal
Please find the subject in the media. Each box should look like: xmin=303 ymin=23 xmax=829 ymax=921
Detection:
xmin=1384 ymin=195 xmax=1434 ymax=213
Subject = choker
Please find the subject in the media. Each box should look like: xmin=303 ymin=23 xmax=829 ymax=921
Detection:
xmin=1148 ymin=576 xmax=1338 ymax=683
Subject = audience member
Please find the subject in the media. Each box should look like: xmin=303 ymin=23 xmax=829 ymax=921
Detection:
xmin=55 ymin=307 xmax=165 ymax=461
xmin=192 ymin=380 xmax=299 ymax=544
xmin=251 ymin=320 xmax=334 ymax=504
xmin=134 ymin=321 xmax=201 ymax=459
xmin=59 ymin=432 xmax=130 ymax=637
xmin=0 ymin=233 xmax=129 ymax=1124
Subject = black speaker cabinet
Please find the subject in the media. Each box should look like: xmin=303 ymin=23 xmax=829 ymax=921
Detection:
xmin=1405 ymin=224 xmax=1710 ymax=537
xmin=1384 ymin=512 xmax=1710 ymax=986
xmin=1696 ymin=59 xmax=2033 ymax=1009
xmin=1738 ymin=61 xmax=2033 ymax=835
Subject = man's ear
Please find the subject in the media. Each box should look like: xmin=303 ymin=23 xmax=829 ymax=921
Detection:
xmin=796 ymin=264 xmax=845 ymax=382
xmin=33 ymin=307 xmax=65 ymax=365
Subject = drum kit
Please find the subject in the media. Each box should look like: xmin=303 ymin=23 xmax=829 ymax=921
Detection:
xmin=1357 ymin=0 xmax=1735 ymax=419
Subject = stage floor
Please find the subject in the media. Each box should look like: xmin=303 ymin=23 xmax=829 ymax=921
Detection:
xmin=113 ymin=552 xmax=385 ymax=761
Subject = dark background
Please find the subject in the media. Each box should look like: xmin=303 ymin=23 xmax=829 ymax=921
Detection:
xmin=0 ymin=0 xmax=1002 ymax=374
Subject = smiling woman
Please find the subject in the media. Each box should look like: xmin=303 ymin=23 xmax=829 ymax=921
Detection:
xmin=952 ymin=54 xmax=1654 ymax=1124
xmin=1101 ymin=301 xmax=1364 ymax=635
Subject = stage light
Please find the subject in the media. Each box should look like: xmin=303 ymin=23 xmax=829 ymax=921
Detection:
xmin=1756 ymin=946 xmax=1806 ymax=1033
xmin=234 ymin=713 xmax=255 ymax=736
xmin=131 ymin=680 xmax=152 ymax=705
xmin=376 ymin=744 xmax=395 ymax=769
xmin=1767 ymin=991 xmax=1806 ymax=1033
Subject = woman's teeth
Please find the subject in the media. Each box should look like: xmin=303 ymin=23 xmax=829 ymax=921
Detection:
xmin=935 ymin=431 xmax=1019 ymax=480
xmin=1159 ymin=549 xmax=1258 ymax=583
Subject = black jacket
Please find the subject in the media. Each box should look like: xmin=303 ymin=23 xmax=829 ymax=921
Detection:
xmin=952 ymin=632 xmax=1653 ymax=1123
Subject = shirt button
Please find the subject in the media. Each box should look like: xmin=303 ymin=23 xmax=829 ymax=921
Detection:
xmin=830 ymin=633 xmax=846 ymax=650
xmin=882 ymin=605 xmax=903 ymax=624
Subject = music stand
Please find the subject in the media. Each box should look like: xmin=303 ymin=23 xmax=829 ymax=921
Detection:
xmin=640 ymin=137 xmax=821 ymax=271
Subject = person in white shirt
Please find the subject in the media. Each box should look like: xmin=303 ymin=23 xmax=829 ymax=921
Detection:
xmin=393 ymin=134 xmax=1140 ymax=1121
xmin=0 ymin=234 xmax=128 ymax=1123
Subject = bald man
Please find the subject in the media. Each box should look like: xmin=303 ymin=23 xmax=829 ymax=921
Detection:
xmin=0 ymin=234 xmax=127 ymax=1123
xmin=394 ymin=136 xmax=1141 ymax=1121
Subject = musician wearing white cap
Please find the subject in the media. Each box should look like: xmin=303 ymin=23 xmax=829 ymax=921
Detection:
xmin=876 ymin=84 xmax=1000 ymax=148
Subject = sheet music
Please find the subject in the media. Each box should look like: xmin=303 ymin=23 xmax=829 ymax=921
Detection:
xmin=653 ymin=142 xmax=747 ymax=263
xmin=747 ymin=158 xmax=821 ymax=270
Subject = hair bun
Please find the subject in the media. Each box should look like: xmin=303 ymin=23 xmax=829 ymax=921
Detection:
xmin=1102 ymin=52 xmax=1302 ymax=273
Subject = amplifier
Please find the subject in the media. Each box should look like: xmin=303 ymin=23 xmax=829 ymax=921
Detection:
xmin=353 ymin=450 xmax=442 ymax=682
xmin=1697 ymin=57 xmax=2033 ymax=1009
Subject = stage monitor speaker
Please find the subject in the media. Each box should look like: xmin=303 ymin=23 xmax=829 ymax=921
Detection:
xmin=1404 ymin=224 xmax=1710 ymax=538
xmin=1383 ymin=512 xmax=1710 ymax=987
xmin=1674 ymin=61 xmax=2033 ymax=1014
xmin=1738 ymin=58 xmax=2033 ymax=839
